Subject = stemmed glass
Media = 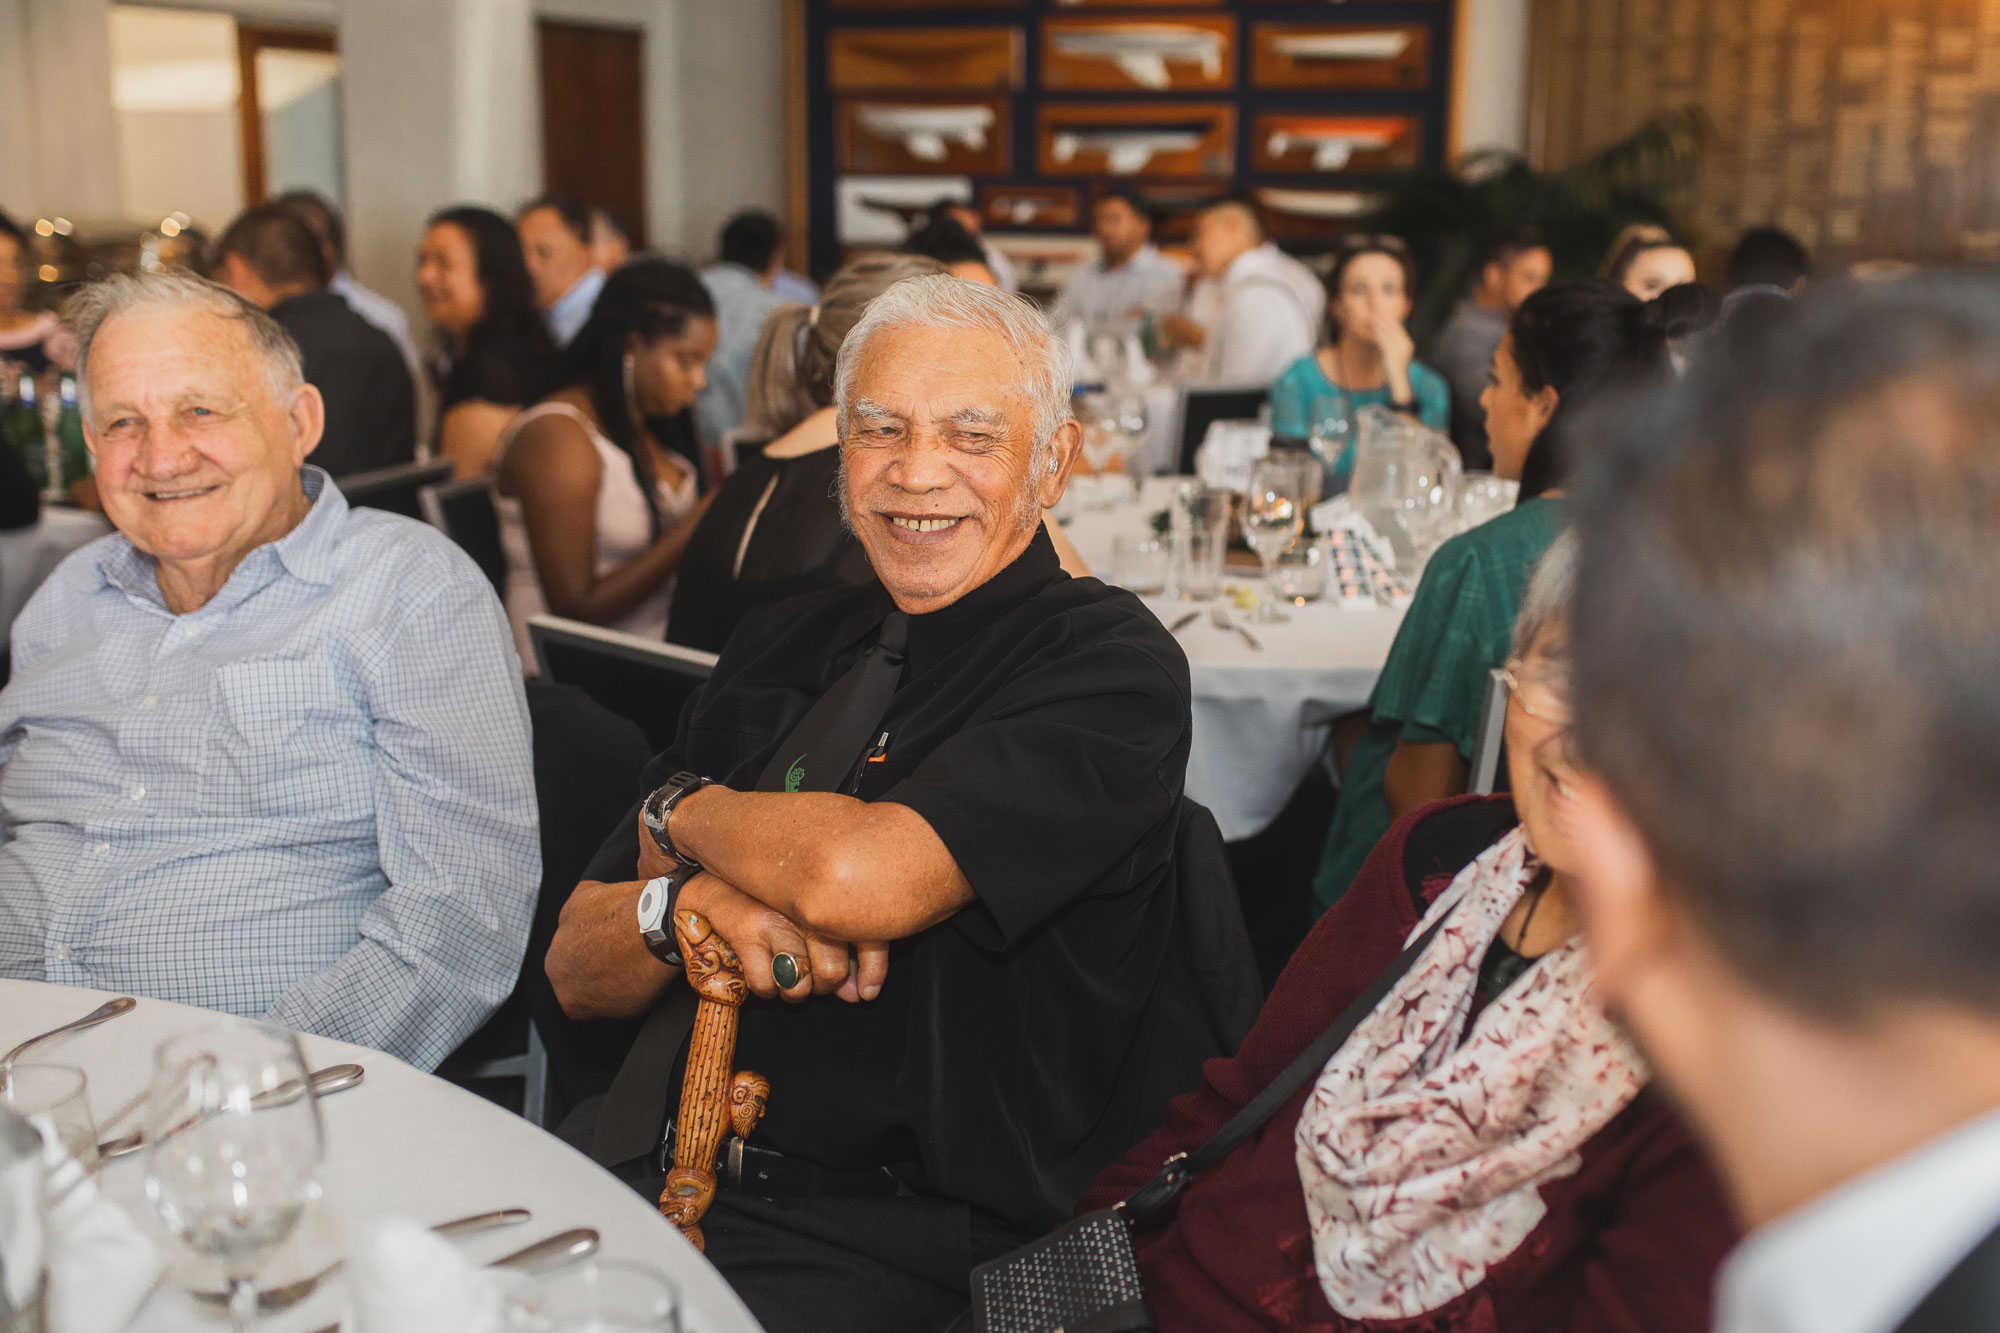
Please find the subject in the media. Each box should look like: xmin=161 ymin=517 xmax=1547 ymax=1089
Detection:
xmin=1242 ymin=457 xmax=1309 ymax=623
xmin=144 ymin=1022 xmax=324 ymax=1332
xmin=1308 ymin=393 xmax=1352 ymax=497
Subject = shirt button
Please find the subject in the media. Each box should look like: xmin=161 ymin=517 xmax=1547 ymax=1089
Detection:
xmin=180 ymin=623 xmax=196 ymax=638
xmin=94 ymin=843 xmax=109 ymax=858
xmin=130 ymin=786 xmax=145 ymax=802
xmin=142 ymin=695 xmax=158 ymax=710
xmin=52 ymin=944 xmax=70 ymax=962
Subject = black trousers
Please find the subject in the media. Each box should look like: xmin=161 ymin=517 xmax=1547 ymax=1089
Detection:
xmin=559 ymin=1095 xmax=1015 ymax=1333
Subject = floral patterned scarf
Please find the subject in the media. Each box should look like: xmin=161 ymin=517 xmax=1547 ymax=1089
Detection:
xmin=1292 ymin=826 xmax=1647 ymax=1319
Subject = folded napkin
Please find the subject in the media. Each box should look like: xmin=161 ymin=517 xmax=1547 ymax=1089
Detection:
xmin=40 ymin=1125 xmax=165 ymax=1333
xmin=0 ymin=1108 xmax=45 ymax=1322
xmin=347 ymin=1218 xmax=502 ymax=1333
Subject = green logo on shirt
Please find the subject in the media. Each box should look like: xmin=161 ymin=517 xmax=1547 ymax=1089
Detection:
xmin=784 ymin=754 xmax=807 ymax=793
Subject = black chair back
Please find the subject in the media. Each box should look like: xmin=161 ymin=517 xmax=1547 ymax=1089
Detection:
xmin=339 ymin=458 xmax=454 ymax=520
xmin=1177 ymin=386 xmax=1270 ymax=475
xmin=420 ymin=478 xmax=508 ymax=595
xmin=528 ymin=614 xmax=717 ymax=753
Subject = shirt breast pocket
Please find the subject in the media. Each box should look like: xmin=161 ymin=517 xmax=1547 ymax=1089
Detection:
xmin=201 ymin=655 xmax=375 ymax=822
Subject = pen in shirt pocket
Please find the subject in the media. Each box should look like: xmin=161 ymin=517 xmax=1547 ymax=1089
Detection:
xmin=849 ymin=731 xmax=891 ymax=793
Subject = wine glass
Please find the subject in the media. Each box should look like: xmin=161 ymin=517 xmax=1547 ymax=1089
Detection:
xmin=1308 ymin=394 xmax=1353 ymax=497
xmin=504 ymin=1259 xmax=683 ymax=1332
xmin=144 ymin=1022 xmax=324 ymax=1332
xmin=1242 ymin=458 xmax=1309 ymax=623
xmin=0 ymin=1062 xmax=98 ymax=1171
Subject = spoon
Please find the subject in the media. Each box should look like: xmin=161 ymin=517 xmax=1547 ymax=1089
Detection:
xmin=3 ymin=997 xmax=137 ymax=1064
xmin=1209 ymin=606 xmax=1263 ymax=650
xmin=98 ymin=1063 xmax=365 ymax=1162
xmin=302 ymin=1228 xmax=600 ymax=1333
xmin=192 ymin=1208 xmax=532 ymax=1312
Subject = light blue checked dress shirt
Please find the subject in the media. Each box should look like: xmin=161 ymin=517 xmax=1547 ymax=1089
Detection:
xmin=0 ymin=467 xmax=540 ymax=1070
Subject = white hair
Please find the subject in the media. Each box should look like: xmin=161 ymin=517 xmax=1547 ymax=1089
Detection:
xmin=833 ymin=274 xmax=1073 ymax=481
xmin=63 ymin=270 xmax=305 ymax=419
xmin=1512 ymin=527 xmax=1579 ymax=665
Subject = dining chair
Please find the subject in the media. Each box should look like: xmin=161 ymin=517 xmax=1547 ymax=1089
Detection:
xmin=418 ymin=476 xmax=507 ymax=595
xmin=338 ymin=458 xmax=454 ymax=521
xmin=528 ymin=614 xmax=718 ymax=753
xmin=1467 ymin=667 xmax=1511 ymax=796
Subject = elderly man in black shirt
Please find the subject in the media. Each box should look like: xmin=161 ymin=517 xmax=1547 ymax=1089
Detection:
xmin=549 ymin=274 xmax=1250 ymax=1331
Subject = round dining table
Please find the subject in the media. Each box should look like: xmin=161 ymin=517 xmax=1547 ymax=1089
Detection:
xmin=1059 ymin=477 xmax=1407 ymax=842
xmin=0 ymin=979 xmax=764 ymax=1333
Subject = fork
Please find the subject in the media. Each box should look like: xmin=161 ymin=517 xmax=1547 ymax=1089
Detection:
xmin=1209 ymin=606 xmax=1262 ymax=650
xmin=192 ymin=1208 xmax=532 ymax=1312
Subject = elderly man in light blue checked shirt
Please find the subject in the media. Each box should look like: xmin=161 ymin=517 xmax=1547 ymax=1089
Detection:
xmin=0 ymin=271 xmax=539 ymax=1070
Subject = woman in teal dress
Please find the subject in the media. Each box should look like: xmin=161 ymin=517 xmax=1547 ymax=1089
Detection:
xmin=1311 ymin=281 xmax=1675 ymax=913
xmin=1266 ymin=235 xmax=1450 ymax=480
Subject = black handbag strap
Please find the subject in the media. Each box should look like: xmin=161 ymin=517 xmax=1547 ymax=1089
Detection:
xmin=1119 ymin=905 xmax=1455 ymax=1224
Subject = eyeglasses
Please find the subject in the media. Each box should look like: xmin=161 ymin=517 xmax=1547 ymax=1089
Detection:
xmin=1498 ymin=657 xmax=1571 ymax=725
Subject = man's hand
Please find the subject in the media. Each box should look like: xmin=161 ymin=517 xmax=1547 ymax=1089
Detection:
xmin=679 ymin=872 xmax=888 ymax=1005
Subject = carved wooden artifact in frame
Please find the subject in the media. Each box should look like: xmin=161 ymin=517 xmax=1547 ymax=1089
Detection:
xmin=658 ymin=908 xmax=766 ymax=1250
xmin=1251 ymin=113 xmax=1420 ymax=173
xmin=832 ymin=0 xmax=1020 ymax=10
xmin=1251 ymin=22 xmax=1430 ymax=90
xmin=979 ymin=184 xmax=1080 ymax=229
xmin=1039 ymin=102 xmax=1236 ymax=177
xmin=829 ymin=27 xmax=1022 ymax=92
xmin=837 ymin=95 xmax=1012 ymax=175
xmin=1040 ymin=15 xmax=1236 ymax=92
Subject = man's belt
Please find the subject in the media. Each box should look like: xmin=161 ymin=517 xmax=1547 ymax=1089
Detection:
xmin=662 ymin=1122 xmax=909 ymax=1200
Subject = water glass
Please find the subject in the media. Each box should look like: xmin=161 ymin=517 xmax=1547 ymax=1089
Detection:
xmin=1271 ymin=539 xmax=1326 ymax=605
xmin=145 ymin=1022 xmax=324 ymax=1332
xmin=1110 ymin=534 xmax=1169 ymax=595
xmin=1241 ymin=458 xmax=1310 ymax=623
xmin=504 ymin=1259 xmax=682 ymax=1333
xmin=1174 ymin=527 xmax=1224 ymax=601
xmin=0 ymin=1065 xmax=96 ymax=1173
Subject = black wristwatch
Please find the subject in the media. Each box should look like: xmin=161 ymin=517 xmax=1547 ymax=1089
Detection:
xmin=637 ymin=863 xmax=701 ymax=967
xmin=1388 ymin=395 xmax=1419 ymax=415
xmin=641 ymin=771 xmax=710 ymax=868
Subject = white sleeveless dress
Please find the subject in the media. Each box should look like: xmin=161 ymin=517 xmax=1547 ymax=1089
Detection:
xmin=496 ymin=401 xmax=700 ymax=670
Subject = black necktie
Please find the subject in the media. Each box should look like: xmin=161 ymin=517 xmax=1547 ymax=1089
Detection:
xmin=591 ymin=611 xmax=910 ymax=1166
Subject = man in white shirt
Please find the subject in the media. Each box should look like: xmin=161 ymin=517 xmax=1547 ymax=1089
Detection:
xmin=518 ymin=194 xmax=606 ymax=349
xmin=1564 ymin=276 xmax=2000 ymax=1333
xmin=1052 ymin=191 xmax=1185 ymax=335
xmin=1164 ymin=201 xmax=1322 ymax=386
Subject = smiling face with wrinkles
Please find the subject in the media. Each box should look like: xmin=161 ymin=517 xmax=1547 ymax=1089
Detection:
xmin=84 ymin=301 xmax=321 ymax=612
xmin=840 ymin=322 xmax=1079 ymax=614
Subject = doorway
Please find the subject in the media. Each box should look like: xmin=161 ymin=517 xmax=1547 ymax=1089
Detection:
xmin=537 ymin=20 xmax=648 ymax=248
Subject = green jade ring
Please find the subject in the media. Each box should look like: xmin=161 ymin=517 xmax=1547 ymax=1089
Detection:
xmin=772 ymin=952 xmax=802 ymax=989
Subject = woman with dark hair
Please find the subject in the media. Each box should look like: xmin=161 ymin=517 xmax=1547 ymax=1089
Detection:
xmin=1601 ymin=223 xmax=1698 ymax=302
xmin=415 ymin=205 xmax=557 ymax=477
xmin=0 ymin=209 xmax=63 ymax=374
xmin=667 ymin=252 xmax=942 ymax=652
xmin=1082 ymin=534 xmax=1737 ymax=1332
xmin=1266 ymin=235 xmax=1449 ymax=467
xmin=495 ymin=259 xmax=717 ymax=664
xmin=1310 ymin=280 xmax=1674 ymax=912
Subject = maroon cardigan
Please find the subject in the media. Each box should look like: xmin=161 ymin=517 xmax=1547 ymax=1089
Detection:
xmin=1075 ymin=796 xmax=1740 ymax=1333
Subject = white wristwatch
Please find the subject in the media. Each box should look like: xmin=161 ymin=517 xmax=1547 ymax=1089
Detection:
xmin=637 ymin=865 xmax=699 ymax=967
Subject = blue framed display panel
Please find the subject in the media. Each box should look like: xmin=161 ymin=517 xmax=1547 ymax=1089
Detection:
xmin=803 ymin=0 xmax=1459 ymax=277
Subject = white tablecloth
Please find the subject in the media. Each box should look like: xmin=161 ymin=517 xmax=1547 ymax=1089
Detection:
xmin=0 ymin=980 xmax=764 ymax=1333
xmin=0 ymin=508 xmax=110 ymax=649
xmin=1059 ymin=478 xmax=1405 ymax=841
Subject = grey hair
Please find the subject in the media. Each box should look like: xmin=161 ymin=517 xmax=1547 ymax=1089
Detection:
xmin=1511 ymin=527 xmax=1579 ymax=665
xmin=833 ymin=274 xmax=1073 ymax=479
xmin=64 ymin=270 xmax=305 ymax=419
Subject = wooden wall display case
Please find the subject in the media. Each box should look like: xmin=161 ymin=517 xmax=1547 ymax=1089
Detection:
xmin=1250 ymin=22 xmax=1430 ymax=90
xmin=1038 ymin=101 xmax=1235 ymax=177
xmin=829 ymin=27 xmax=1023 ymax=91
xmin=1256 ymin=186 xmax=1385 ymax=242
xmin=1049 ymin=0 xmax=1219 ymax=8
xmin=832 ymin=0 xmax=1020 ymax=10
xmin=1250 ymin=113 xmax=1420 ymax=173
xmin=1039 ymin=14 xmax=1236 ymax=92
xmin=836 ymin=95 xmax=1012 ymax=174
xmin=979 ymin=183 xmax=1080 ymax=229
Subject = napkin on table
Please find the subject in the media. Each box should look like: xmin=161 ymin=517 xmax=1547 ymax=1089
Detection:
xmin=40 ymin=1124 xmax=166 ymax=1333
xmin=346 ymin=1217 xmax=503 ymax=1333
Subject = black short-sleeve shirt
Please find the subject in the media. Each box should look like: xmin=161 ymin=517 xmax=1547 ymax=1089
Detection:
xmin=586 ymin=527 xmax=1193 ymax=1234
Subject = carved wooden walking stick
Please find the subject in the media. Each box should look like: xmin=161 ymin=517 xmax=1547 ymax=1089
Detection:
xmin=657 ymin=908 xmax=768 ymax=1250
